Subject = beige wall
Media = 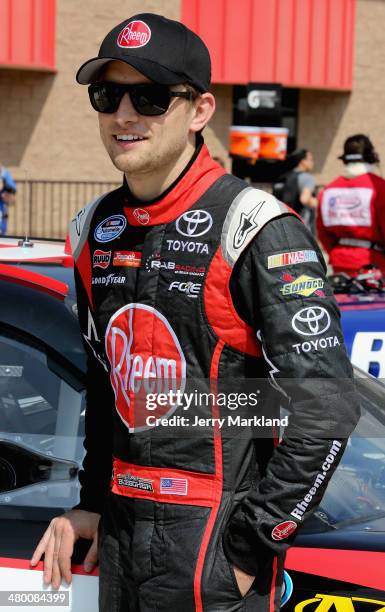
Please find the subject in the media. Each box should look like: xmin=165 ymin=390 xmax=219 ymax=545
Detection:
xmin=205 ymin=85 xmax=233 ymax=170
xmin=1 ymin=0 xmax=181 ymax=181
xmin=0 ymin=0 xmax=229 ymax=183
xmin=298 ymin=0 xmax=385 ymax=185
xmin=2 ymin=0 xmax=385 ymax=189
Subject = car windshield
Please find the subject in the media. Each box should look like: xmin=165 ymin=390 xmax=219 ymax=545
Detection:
xmin=304 ymin=370 xmax=385 ymax=529
xmin=0 ymin=332 xmax=85 ymax=512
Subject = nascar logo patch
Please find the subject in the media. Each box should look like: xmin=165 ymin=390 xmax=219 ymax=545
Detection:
xmin=267 ymin=250 xmax=318 ymax=269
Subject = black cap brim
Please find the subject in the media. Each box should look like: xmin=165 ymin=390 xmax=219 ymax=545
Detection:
xmin=76 ymin=56 xmax=187 ymax=86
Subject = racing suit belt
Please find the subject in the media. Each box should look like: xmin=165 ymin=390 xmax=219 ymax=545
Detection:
xmin=112 ymin=458 xmax=220 ymax=507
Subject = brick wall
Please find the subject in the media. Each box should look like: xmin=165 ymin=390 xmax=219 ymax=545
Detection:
xmin=0 ymin=0 xmax=230 ymax=184
xmin=0 ymin=70 xmax=56 ymax=179
xmin=204 ymin=85 xmax=233 ymax=170
xmin=1 ymin=0 xmax=180 ymax=182
xmin=2 ymin=0 xmax=385 ymax=191
xmin=298 ymin=0 xmax=385 ymax=185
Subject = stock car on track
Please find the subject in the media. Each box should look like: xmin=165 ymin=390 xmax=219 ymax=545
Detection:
xmin=0 ymin=241 xmax=384 ymax=611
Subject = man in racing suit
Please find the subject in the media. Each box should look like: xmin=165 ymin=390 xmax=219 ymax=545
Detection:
xmin=32 ymin=13 xmax=360 ymax=611
xmin=317 ymin=134 xmax=385 ymax=275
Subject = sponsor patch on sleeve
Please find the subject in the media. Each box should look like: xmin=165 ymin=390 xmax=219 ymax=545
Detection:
xmin=280 ymin=273 xmax=325 ymax=297
xmin=267 ymin=250 xmax=319 ymax=269
xmin=271 ymin=520 xmax=297 ymax=541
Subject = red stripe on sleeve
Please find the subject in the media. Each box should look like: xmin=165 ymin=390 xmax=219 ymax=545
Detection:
xmin=204 ymin=248 xmax=262 ymax=356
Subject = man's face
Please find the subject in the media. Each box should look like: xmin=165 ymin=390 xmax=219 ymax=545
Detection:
xmin=97 ymin=61 xmax=197 ymax=177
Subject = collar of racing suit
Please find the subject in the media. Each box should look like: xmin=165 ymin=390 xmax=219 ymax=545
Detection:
xmin=122 ymin=140 xmax=226 ymax=226
xmin=342 ymin=162 xmax=376 ymax=178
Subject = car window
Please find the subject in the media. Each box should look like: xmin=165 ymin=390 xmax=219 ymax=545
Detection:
xmin=0 ymin=333 xmax=85 ymax=510
xmin=303 ymin=371 xmax=385 ymax=530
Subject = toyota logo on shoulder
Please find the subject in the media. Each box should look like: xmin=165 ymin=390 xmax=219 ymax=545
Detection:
xmin=176 ymin=210 xmax=213 ymax=237
xmin=291 ymin=307 xmax=331 ymax=336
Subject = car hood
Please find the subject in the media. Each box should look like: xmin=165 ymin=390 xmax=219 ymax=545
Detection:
xmin=338 ymin=294 xmax=385 ymax=376
xmin=337 ymin=292 xmax=385 ymax=310
xmin=295 ymin=513 xmax=385 ymax=552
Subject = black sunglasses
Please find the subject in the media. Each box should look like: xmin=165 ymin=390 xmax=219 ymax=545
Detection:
xmin=88 ymin=82 xmax=193 ymax=116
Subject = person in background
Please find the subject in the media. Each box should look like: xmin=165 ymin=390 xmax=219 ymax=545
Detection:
xmin=317 ymin=134 xmax=385 ymax=276
xmin=0 ymin=164 xmax=16 ymax=235
xmin=272 ymin=149 xmax=318 ymax=232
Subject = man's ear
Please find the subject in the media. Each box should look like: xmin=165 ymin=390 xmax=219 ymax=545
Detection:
xmin=190 ymin=92 xmax=215 ymax=133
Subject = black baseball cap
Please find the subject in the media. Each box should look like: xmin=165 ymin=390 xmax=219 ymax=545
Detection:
xmin=76 ymin=13 xmax=211 ymax=92
xmin=338 ymin=134 xmax=379 ymax=164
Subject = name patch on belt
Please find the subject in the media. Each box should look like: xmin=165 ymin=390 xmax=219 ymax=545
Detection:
xmin=117 ymin=473 xmax=154 ymax=492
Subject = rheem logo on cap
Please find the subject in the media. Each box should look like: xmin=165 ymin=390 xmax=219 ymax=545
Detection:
xmin=117 ymin=20 xmax=151 ymax=48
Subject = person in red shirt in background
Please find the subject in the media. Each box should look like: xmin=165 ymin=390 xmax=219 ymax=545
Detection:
xmin=317 ymin=134 xmax=385 ymax=275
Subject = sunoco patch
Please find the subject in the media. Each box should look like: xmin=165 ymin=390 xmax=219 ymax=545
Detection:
xmin=280 ymin=273 xmax=325 ymax=297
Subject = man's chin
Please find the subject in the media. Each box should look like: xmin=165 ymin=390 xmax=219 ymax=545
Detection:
xmin=110 ymin=152 xmax=147 ymax=174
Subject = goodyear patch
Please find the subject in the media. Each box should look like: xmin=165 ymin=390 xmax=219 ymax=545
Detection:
xmin=267 ymin=250 xmax=318 ymax=269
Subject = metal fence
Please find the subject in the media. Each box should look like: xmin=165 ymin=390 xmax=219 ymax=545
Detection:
xmin=7 ymin=180 xmax=121 ymax=240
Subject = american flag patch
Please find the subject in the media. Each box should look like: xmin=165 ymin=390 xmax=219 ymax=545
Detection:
xmin=160 ymin=477 xmax=188 ymax=496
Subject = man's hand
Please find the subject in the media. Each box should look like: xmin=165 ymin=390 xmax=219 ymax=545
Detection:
xmin=30 ymin=509 xmax=100 ymax=589
xmin=233 ymin=565 xmax=255 ymax=597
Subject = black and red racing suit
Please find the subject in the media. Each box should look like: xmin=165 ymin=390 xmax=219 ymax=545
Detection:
xmin=70 ymin=143 xmax=360 ymax=612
